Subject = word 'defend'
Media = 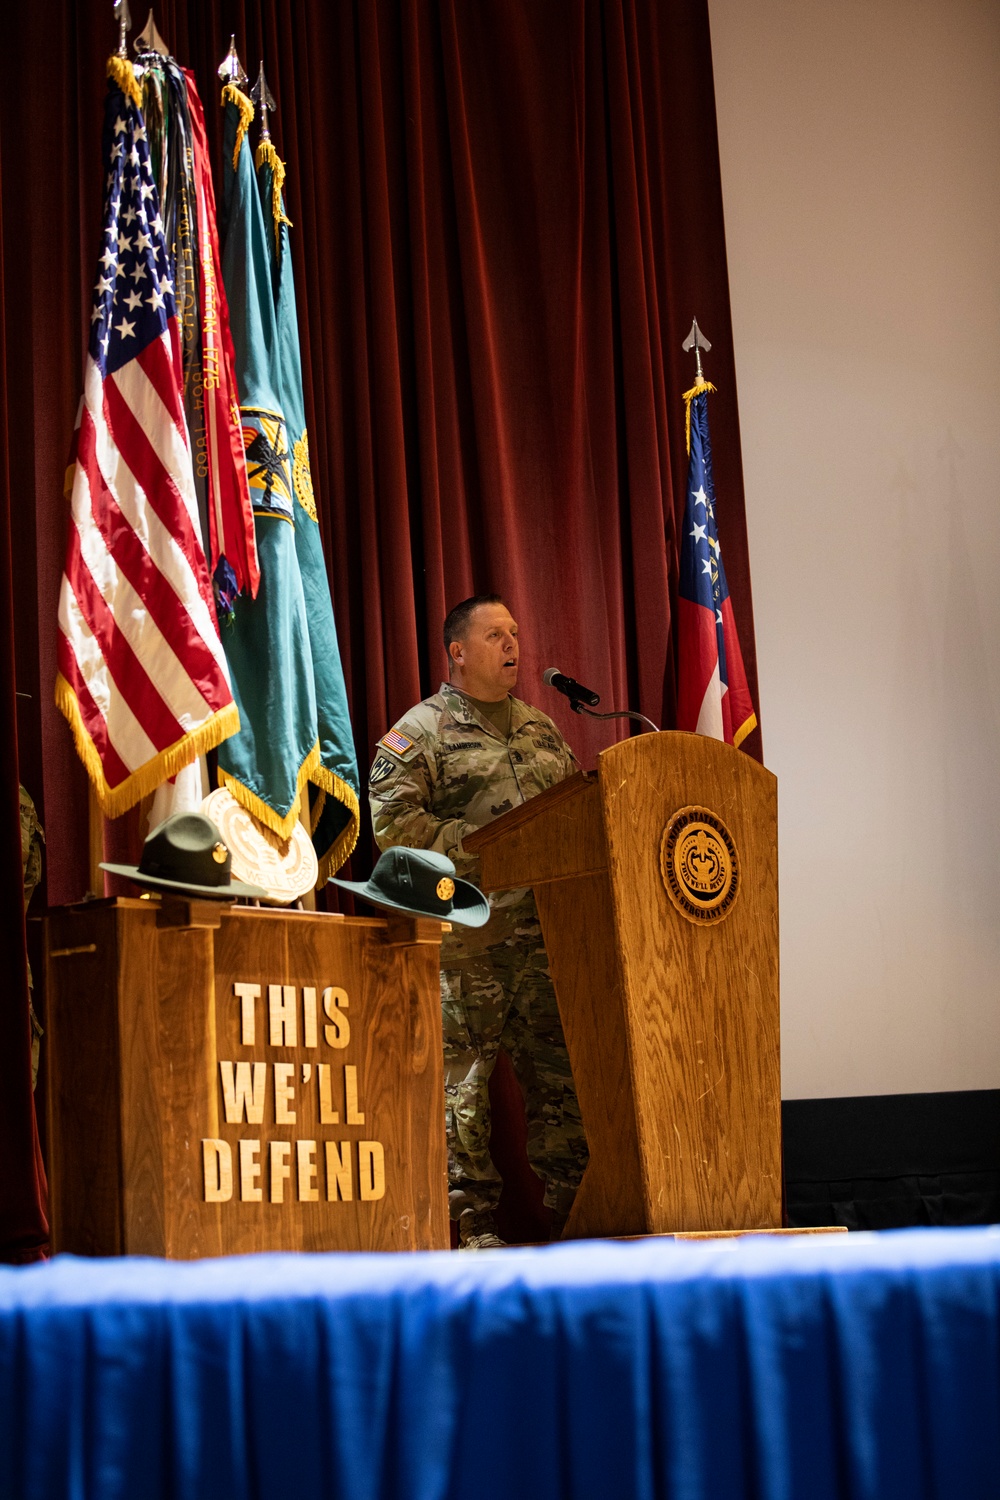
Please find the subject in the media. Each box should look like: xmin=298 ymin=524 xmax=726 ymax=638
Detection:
xmin=203 ymin=1138 xmax=386 ymax=1204
xmin=233 ymin=982 xmax=351 ymax=1049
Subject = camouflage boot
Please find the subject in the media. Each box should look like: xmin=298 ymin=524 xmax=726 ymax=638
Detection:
xmin=458 ymin=1209 xmax=507 ymax=1250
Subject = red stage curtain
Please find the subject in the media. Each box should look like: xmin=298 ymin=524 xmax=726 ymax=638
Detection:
xmin=0 ymin=0 xmax=759 ymax=1257
xmin=0 ymin=144 xmax=49 ymax=1264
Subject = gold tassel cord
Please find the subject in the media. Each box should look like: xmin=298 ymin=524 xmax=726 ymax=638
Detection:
xmin=56 ymin=674 xmax=241 ymax=819
xmin=254 ymin=138 xmax=293 ymax=255
xmin=222 ymin=84 xmax=255 ymax=168
xmin=682 ymin=378 xmax=717 ymax=455
xmin=217 ymin=740 xmax=322 ymax=843
xmin=107 ymin=55 xmax=143 ymax=111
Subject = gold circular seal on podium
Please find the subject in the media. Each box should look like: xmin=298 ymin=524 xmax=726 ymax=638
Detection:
xmin=660 ymin=805 xmax=740 ymax=925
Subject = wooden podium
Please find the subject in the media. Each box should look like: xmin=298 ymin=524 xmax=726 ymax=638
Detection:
xmin=44 ymin=901 xmax=450 ymax=1258
xmin=465 ymin=730 xmax=781 ymax=1238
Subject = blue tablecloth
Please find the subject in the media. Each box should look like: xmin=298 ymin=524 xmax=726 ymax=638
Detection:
xmin=3 ymin=1228 xmax=1000 ymax=1499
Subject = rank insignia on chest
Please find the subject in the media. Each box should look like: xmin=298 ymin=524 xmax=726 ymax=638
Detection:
xmin=380 ymin=729 xmax=415 ymax=757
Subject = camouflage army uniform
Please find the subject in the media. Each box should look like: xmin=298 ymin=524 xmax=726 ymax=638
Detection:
xmin=20 ymin=786 xmax=44 ymax=1090
xmin=369 ymin=683 xmax=589 ymax=1223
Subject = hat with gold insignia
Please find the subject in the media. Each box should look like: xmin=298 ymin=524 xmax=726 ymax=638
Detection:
xmin=331 ymin=847 xmax=489 ymax=927
xmin=201 ymin=788 xmax=318 ymax=905
xmin=101 ymin=812 xmax=268 ymax=900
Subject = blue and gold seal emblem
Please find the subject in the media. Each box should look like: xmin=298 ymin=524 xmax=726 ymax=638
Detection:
xmin=660 ymin=805 xmax=739 ymax=925
xmin=241 ymin=408 xmax=294 ymax=522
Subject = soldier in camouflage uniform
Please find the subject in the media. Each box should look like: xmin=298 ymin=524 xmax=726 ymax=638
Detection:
xmin=369 ymin=595 xmax=588 ymax=1247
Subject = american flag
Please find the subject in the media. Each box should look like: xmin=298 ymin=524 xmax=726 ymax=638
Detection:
xmin=56 ymin=71 xmax=239 ymax=816
xmin=676 ymin=387 xmax=756 ymax=748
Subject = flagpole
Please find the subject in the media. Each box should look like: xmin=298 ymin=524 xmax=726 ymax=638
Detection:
xmin=113 ymin=0 xmax=132 ymax=56
xmin=682 ymin=317 xmax=712 ymax=383
xmin=95 ymin=0 xmax=134 ymax=893
xmin=681 ymin=318 xmax=717 ymax=453
xmin=675 ymin=319 xmax=758 ymax=748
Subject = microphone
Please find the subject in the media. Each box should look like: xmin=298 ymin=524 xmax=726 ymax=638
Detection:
xmin=543 ymin=668 xmax=601 ymax=708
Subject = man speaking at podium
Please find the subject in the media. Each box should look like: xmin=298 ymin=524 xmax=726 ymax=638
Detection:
xmin=369 ymin=596 xmax=588 ymax=1248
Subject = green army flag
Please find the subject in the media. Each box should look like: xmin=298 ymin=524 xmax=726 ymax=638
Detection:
xmin=215 ymin=86 xmax=324 ymax=849
xmin=255 ymin=135 xmax=359 ymax=881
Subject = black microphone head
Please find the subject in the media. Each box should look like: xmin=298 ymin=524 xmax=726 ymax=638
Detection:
xmin=542 ymin=667 xmax=600 ymax=707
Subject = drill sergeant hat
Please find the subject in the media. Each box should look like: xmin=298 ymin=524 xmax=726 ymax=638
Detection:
xmin=101 ymin=812 xmax=268 ymax=900
xmin=201 ymin=788 xmax=318 ymax=906
xmin=331 ymin=847 xmax=489 ymax=927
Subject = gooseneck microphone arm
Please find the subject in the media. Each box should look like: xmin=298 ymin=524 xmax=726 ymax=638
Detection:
xmin=570 ymin=703 xmax=661 ymax=734
xmin=543 ymin=667 xmax=660 ymax=734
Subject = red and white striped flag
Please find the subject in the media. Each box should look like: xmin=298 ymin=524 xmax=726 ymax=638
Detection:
xmin=185 ymin=69 xmax=259 ymax=603
xmin=676 ymin=382 xmax=757 ymax=748
xmin=56 ymin=64 xmax=238 ymax=817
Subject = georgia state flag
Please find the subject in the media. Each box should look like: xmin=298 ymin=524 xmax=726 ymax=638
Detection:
xmin=676 ymin=389 xmax=757 ymax=748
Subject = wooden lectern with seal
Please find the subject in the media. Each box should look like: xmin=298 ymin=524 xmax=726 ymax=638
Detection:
xmin=465 ymin=730 xmax=781 ymax=1238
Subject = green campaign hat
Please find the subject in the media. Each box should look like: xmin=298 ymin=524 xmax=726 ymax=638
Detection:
xmin=101 ymin=812 xmax=268 ymax=900
xmin=331 ymin=847 xmax=490 ymax=927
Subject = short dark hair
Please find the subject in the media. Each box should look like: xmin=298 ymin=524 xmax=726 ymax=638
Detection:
xmin=443 ymin=593 xmax=505 ymax=651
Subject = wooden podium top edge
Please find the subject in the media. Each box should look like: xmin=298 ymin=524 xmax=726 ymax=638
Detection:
xmin=463 ymin=733 xmax=776 ymax=859
xmin=597 ymin=730 xmax=777 ymax=786
xmin=464 ymin=770 xmax=596 ymax=852
xmin=55 ymin=896 xmax=384 ymax=927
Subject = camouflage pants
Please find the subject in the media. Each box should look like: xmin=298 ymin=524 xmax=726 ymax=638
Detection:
xmin=441 ymin=913 xmax=588 ymax=1219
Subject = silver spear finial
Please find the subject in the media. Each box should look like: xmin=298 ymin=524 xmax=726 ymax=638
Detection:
xmin=134 ymin=7 xmax=169 ymax=57
xmin=682 ymin=318 xmax=712 ymax=383
xmin=218 ymin=35 xmax=249 ymax=90
xmin=251 ymin=61 xmax=277 ymax=141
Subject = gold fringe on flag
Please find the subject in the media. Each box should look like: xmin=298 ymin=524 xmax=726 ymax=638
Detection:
xmin=732 ymin=711 xmax=758 ymax=750
xmin=308 ymin=767 xmax=361 ymax=886
xmin=309 ymin=785 xmax=327 ymax=832
xmin=254 ymin=138 xmax=293 ymax=255
xmin=217 ymin=739 xmax=322 ymax=842
xmin=222 ymin=83 xmax=255 ymax=169
xmin=56 ymin=673 xmax=240 ymax=818
xmin=106 ymin=55 xmax=143 ymax=111
xmin=316 ymin=815 xmax=360 ymax=889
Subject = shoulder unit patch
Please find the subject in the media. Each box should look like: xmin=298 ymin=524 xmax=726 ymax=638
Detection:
xmin=369 ymin=755 xmax=396 ymax=787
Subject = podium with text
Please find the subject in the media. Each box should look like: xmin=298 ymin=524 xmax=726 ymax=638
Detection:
xmin=465 ymin=731 xmax=781 ymax=1238
xmin=44 ymin=901 xmax=450 ymax=1258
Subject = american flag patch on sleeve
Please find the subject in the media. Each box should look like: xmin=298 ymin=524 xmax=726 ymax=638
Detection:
xmin=381 ymin=728 xmax=415 ymax=756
